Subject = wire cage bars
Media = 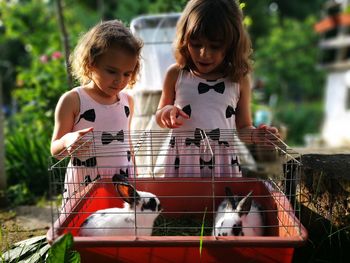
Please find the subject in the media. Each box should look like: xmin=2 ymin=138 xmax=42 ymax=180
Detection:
xmin=47 ymin=129 xmax=307 ymax=263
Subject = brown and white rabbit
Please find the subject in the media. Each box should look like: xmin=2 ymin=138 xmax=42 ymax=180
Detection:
xmin=213 ymin=187 xmax=264 ymax=236
xmin=79 ymin=175 xmax=162 ymax=236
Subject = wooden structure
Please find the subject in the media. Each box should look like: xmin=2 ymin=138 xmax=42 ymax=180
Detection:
xmin=314 ymin=0 xmax=350 ymax=147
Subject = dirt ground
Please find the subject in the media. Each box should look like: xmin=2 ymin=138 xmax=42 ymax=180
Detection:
xmin=0 ymin=205 xmax=51 ymax=252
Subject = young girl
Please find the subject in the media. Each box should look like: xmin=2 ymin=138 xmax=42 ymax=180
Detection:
xmin=156 ymin=0 xmax=279 ymax=177
xmin=51 ymin=20 xmax=143 ymax=202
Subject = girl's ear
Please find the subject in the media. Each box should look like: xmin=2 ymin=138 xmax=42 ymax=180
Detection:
xmin=117 ymin=183 xmax=140 ymax=205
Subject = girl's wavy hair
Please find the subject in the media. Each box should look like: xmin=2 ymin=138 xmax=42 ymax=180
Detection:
xmin=70 ymin=20 xmax=143 ymax=87
xmin=174 ymin=0 xmax=252 ymax=81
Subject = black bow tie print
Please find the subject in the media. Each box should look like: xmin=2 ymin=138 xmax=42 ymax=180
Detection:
xmin=185 ymin=128 xmax=204 ymax=147
xmin=169 ymin=137 xmax=176 ymax=148
xmin=219 ymin=140 xmax=230 ymax=147
xmin=231 ymin=156 xmax=241 ymax=172
xmin=174 ymin=156 xmax=180 ymax=170
xmin=83 ymin=175 xmax=92 ymax=186
xmin=182 ymin=105 xmax=192 ymax=117
xmin=207 ymin=128 xmax=220 ymax=141
xmin=124 ymin=106 xmax=130 ymax=118
xmin=101 ymin=130 xmax=124 ymax=145
xmin=198 ymin=82 xmax=225 ymax=94
xmin=72 ymin=157 xmax=97 ymax=167
xmin=226 ymin=105 xmax=236 ymax=118
xmin=200 ymin=157 xmax=215 ymax=169
xmin=76 ymin=109 xmax=96 ymax=124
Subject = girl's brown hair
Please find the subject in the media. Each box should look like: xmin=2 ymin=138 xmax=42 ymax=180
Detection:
xmin=174 ymin=0 xmax=252 ymax=81
xmin=70 ymin=20 xmax=143 ymax=86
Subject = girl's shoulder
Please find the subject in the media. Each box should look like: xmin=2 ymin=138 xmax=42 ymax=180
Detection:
xmin=58 ymin=87 xmax=80 ymax=104
xmin=166 ymin=63 xmax=182 ymax=79
xmin=55 ymin=87 xmax=80 ymax=117
xmin=119 ymin=91 xmax=133 ymax=105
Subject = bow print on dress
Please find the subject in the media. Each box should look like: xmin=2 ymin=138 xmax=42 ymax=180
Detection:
xmin=127 ymin=150 xmax=131 ymax=162
xmin=207 ymin=128 xmax=220 ymax=141
xmin=174 ymin=156 xmax=180 ymax=170
xmin=219 ymin=140 xmax=230 ymax=147
xmin=198 ymin=82 xmax=225 ymax=94
xmin=101 ymin=130 xmax=124 ymax=145
xmin=169 ymin=137 xmax=176 ymax=148
xmin=124 ymin=106 xmax=130 ymax=118
xmin=182 ymin=105 xmax=192 ymax=117
xmin=226 ymin=105 xmax=236 ymax=118
xmin=200 ymin=157 xmax=215 ymax=169
xmin=76 ymin=109 xmax=96 ymax=124
xmin=231 ymin=156 xmax=241 ymax=172
xmin=185 ymin=128 xmax=204 ymax=147
xmin=72 ymin=157 xmax=97 ymax=167
xmin=83 ymin=175 xmax=92 ymax=186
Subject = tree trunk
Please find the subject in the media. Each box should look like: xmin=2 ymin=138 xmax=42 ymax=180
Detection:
xmin=0 ymin=74 xmax=7 ymax=207
xmin=55 ymin=0 xmax=73 ymax=88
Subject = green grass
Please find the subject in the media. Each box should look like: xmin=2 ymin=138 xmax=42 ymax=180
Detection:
xmin=152 ymin=214 xmax=213 ymax=236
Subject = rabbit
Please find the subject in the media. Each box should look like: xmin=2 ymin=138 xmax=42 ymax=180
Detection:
xmin=213 ymin=187 xmax=265 ymax=236
xmin=79 ymin=174 xmax=162 ymax=236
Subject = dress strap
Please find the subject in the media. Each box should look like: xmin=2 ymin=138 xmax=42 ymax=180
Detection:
xmin=175 ymin=69 xmax=185 ymax=93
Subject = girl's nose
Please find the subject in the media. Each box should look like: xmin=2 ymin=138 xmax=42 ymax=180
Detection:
xmin=200 ymin=46 xmax=209 ymax=58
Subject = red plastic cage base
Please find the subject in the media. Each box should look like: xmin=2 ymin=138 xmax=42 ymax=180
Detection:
xmin=77 ymin=246 xmax=294 ymax=263
xmin=47 ymin=177 xmax=307 ymax=263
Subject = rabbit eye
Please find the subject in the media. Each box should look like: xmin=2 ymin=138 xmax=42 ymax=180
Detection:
xmin=141 ymin=198 xmax=157 ymax=211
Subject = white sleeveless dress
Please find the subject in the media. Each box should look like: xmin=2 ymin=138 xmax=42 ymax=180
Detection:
xmin=163 ymin=69 xmax=243 ymax=177
xmin=63 ymin=87 xmax=133 ymax=202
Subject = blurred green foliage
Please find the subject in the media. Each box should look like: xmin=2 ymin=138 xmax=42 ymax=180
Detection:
xmin=274 ymin=102 xmax=324 ymax=145
xmin=254 ymin=16 xmax=325 ymax=102
xmin=0 ymin=0 xmax=327 ymax=204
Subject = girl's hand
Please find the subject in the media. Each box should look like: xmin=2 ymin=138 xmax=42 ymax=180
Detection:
xmin=159 ymin=105 xmax=190 ymax=128
xmin=64 ymin=127 xmax=94 ymax=154
xmin=252 ymin=124 xmax=280 ymax=145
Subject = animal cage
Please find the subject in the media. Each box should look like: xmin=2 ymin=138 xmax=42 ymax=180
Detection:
xmin=47 ymin=129 xmax=307 ymax=263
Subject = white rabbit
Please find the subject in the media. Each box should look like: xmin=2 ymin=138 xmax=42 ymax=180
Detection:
xmin=79 ymin=175 xmax=162 ymax=236
xmin=213 ymin=187 xmax=264 ymax=236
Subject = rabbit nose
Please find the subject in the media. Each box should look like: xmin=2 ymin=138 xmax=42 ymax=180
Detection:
xmin=232 ymin=223 xmax=243 ymax=236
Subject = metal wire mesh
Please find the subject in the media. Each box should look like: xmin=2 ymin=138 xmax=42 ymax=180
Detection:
xmin=48 ymin=129 xmax=303 ymax=241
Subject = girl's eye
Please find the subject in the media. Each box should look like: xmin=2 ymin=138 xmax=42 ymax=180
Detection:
xmin=107 ymin=69 xmax=116 ymax=74
xmin=189 ymin=42 xmax=202 ymax=48
xmin=124 ymin=73 xmax=132 ymax=77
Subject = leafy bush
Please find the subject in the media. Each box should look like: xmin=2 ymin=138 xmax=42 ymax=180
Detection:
xmin=5 ymin=125 xmax=51 ymax=204
xmin=274 ymin=101 xmax=324 ymax=146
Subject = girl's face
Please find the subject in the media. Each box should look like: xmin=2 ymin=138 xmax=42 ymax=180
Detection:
xmin=90 ymin=47 xmax=137 ymax=99
xmin=187 ymin=37 xmax=226 ymax=77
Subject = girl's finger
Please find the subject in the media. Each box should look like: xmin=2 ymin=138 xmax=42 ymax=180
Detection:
xmin=79 ymin=127 xmax=94 ymax=136
xmin=178 ymin=110 xmax=190 ymax=119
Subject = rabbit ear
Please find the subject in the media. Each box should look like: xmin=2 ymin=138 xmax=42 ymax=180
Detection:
xmin=225 ymin=187 xmax=234 ymax=197
xmin=236 ymin=191 xmax=253 ymax=217
xmin=112 ymin=173 xmax=128 ymax=184
xmin=117 ymin=183 xmax=140 ymax=205
xmin=225 ymin=187 xmax=239 ymax=209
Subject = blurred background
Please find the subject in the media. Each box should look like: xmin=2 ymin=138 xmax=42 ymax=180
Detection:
xmin=0 ymin=0 xmax=344 ymax=205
